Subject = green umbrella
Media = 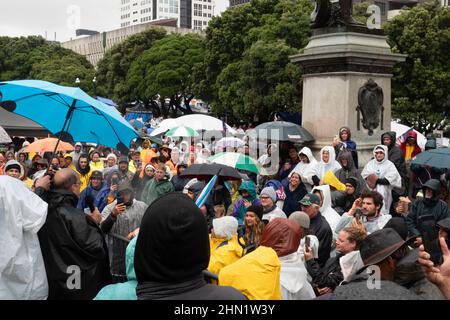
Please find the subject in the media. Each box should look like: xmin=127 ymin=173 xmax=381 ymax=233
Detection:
xmin=208 ymin=152 xmax=260 ymax=174
xmin=165 ymin=126 xmax=199 ymax=138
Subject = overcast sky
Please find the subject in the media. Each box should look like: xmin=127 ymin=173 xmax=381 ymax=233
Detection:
xmin=0 ymin=0 xmax=229 ymax=42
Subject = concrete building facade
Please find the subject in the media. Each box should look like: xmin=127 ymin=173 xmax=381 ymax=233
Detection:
xmin=120 ymin=0 xmax=215 ymax=30
xmin=62 ymin=19 xmax=202 ymax=67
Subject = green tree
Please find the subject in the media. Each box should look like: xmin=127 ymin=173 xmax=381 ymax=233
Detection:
xmin=201 ymin=0 xmax=313 ymax=121
xmin=216 ymin=40 xmax=302 ymax=121
xmin=0 ymin=36 xmax=95 ymax=94
xmin=127 ymin=34 xmax=205 ymax=118
xmin=95 ymin=28 xmax=167 ymax=108
xmin=384 ymin=1 xmax=450 ymax=132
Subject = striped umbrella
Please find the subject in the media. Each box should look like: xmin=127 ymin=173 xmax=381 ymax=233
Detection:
xmin=208 ymin=152 xmax=260 ymax=174
xmin=165 ymin=126 xmax=199 ymax=138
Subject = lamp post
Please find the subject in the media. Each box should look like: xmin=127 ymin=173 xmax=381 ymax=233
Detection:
xmin=92 ymin=77 xmax=97 ymax=97
xmin=75 ymin=77 xmax=81 ymax=87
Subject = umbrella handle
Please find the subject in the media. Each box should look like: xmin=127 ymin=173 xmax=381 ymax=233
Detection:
xmin=52 ymin=100 xmax=76 ymax=156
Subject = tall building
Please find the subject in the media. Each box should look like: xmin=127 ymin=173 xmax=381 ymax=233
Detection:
xmin=229 ymin=0 xmax=250 ymax=6
xmin=120 ymin=0 xmax=215 ymax=30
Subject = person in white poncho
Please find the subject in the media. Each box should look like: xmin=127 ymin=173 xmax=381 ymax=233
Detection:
xmin=361 ymin=145 xmax=402 ymax=215
xmin=312 ymin=184 xmax=341 ymax=235
xmin=0 ymin=175 xmax=49 ymax=300
xmin=292 ymin=147 xmax=318 ymax=191
xmin=311 ymin=146 xmax=341 ymax=187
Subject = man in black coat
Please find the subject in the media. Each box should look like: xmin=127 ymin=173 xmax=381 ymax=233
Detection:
xmin=406 ymin=179 xmax=450 ymax=242
xmin=300 ymin=193 xmax=332 ymax=267
xmin=37 ymin=169 xmax=111 ymax=300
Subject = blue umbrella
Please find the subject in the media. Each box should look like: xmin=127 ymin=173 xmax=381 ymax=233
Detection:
xmin=0 ymin=80 xmax=139 ymax=153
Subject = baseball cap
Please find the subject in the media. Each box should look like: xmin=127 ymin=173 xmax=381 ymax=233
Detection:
xmin=299 ymin=193 xmax=321 ymax=206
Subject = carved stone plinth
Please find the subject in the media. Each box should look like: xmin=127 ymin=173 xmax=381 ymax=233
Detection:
xmin=290 ymin=27 xmax=406 ymax=166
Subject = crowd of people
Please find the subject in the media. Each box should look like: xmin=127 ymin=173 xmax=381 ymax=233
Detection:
xmin=1 ymin=124 xmax=450 ymax=300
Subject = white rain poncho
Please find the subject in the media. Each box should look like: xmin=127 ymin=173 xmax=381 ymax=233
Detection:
xmin=312 ymin=185 xmax=342 ymax=234
xmin=313 ymin=146 xmax=342 ymax=180
xmin=279 ymin=252 xmax=316 ymax=300
xmin=361 ymin=145 xmax=402 ymax=215
xmin=292 ymin=147 xmax=318 ymax=190
xmin=0 ymin=175 xmax=48 ymax=300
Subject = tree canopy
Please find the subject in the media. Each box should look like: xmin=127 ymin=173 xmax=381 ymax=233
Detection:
xmin=95 ymin=28 xmax=168 ymax=107
xmin=127 ymin=33 xmax=205 ymax=118
xmin=384 ymin=0 xmax=450 ymax=132
xmin=0 ymin=36 xmax=95 ymax=93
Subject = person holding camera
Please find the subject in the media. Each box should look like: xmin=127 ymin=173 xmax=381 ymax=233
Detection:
xmin=335 ymin=191 xmax=392 ymax=235
xmin=36 ymin=168 xmax=111 ymax=299
xmin=100 ymin=181 xmax=147 ymax=283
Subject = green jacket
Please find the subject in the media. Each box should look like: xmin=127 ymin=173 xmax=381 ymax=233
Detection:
xmin=94 ymin=237 xmax=137 ymax=300
xmin=142 ymin=177 xmax=175 ymax=205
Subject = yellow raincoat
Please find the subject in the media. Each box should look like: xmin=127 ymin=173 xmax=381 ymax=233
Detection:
xmin=208 ymin=235 xmax=243 ymax=276
xmin=219 ymin=246 xmax=281 ymax=300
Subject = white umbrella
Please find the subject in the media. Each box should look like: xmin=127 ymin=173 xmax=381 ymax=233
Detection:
xmin=150 ymin=115 xmax=236 ymax=137
xmin=215 ymin=137 xmax=245 ymax=149
xmin=390 ymin=121 xmax=426 ymax=150
xmin=0 ymin=125 xmax=12 ymax=144
xmin=150 ymin=118 xmax=179 ymax=136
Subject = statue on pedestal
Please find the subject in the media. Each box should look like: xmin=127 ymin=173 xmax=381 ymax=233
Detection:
xmin=311 ymin=0 xmax=360 ymax=28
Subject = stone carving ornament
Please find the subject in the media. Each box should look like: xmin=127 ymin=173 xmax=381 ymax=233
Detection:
xmin=357 ymin=79 xmax=384 ymax=136
xmin=311 ymin=0 xmax=359 ymax=28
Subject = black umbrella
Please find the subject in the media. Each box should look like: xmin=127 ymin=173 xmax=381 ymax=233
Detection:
xmin=181 ymin=163 xmax=242 ymax=181
xmin=254 ymin=121 xmax=314 ymax=142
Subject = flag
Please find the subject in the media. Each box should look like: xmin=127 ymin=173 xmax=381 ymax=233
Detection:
xmin=195 ymin=175 xmax=218 ymax=208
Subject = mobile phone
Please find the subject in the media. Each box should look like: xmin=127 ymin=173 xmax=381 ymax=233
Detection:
xmin=418 ymin=215 xmax=443 ymax=265
xmin=116 ymin=195 xmax=124 ymax=205
xmin=305 ymin=236 xmax=310 ymax=249
xmin=112 ymin=177 xmax=119 ymax=185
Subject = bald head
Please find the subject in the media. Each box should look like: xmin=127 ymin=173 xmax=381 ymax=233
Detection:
xmin=53 ymin=168 xmax=79 ymax=191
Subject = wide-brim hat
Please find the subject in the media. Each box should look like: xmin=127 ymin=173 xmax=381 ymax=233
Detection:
xmin=359 ymin=228 xmax=408 ymax=267
xmin=159 ymin=144 xmax=171 ymax=152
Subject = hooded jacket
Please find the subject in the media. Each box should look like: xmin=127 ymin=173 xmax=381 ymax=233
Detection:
xmin=292 ymin=147 xmax=318 ymax=190
xmin=37 ymin=189 xmax=111 ymax=300
xmin=94 ymin=237 xmax=138 ymax=300
xmin=219 ymin=246 xmax=281 ymax=300
xmin=259 ymin=218 xmax=315 ymax=300
xmin=135 ymin=193 xmax=245 ymax=300
xmin=312 ymin=185 xmax=341 ymax=233
xmin=141 ymin=172 xmax=175 ymax=206
xmin=232 ymin=180 xmax=261 ymax=225
xmin=208 ymin=218 xmax=243 ymax=276
xmin=400 ymin=130 xmax=422 ymax=160
xmin=75 ymin=157 xmax=93 ymax=192
xmin=406 ymin=179 xmax=450 ymax=237
xmin=361 ymin=145 xmax=402 ymax=214
xmin=335 ymin=151 xmax=359 ymax=184
xmin=334 ymin=127 xmax=358 ymax=168
xmin=381 ymin=131 xmax=408 ymax=183
xmin=0 ymin=176 xmax=48 ymax=300
xmin=313 ymin=146 xmax=342 ymax=181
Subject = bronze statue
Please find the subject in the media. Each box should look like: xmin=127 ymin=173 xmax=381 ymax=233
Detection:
xmin=311 ymin=0 xmax=360 ymax=28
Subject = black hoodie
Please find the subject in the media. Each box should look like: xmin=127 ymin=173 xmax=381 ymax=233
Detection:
xmin=406 ymin=179 xmax=450 ymax=237
xmin=381 ymin=131 xmax=408 ymax=184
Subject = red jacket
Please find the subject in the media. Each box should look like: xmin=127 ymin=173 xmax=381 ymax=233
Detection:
xmin=400 ymin=130 xmax=422 ymax=158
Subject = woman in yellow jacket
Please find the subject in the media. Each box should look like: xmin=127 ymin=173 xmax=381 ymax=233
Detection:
xmin=208 ymin=216 xmax=243 ymax=276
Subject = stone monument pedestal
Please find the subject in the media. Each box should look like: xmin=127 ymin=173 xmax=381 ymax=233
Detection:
xmin=290 ymin=26 xmax=406 ymax=166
